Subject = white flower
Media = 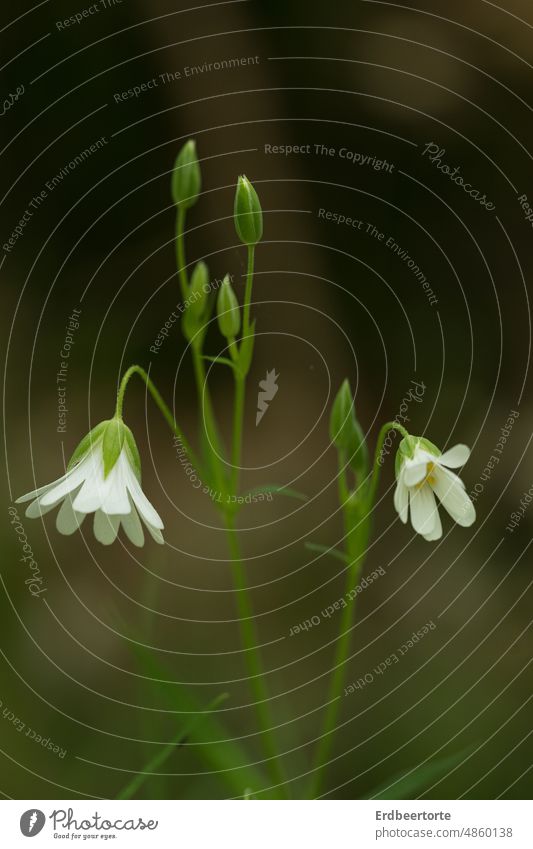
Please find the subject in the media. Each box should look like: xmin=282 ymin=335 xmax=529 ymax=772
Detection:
xmin=394 ymin=438 xmax=475 ymax=541
xmin=16 ymin=419 xmax=164 ymax=547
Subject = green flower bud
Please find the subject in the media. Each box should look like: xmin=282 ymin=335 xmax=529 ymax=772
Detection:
xmin=329 ymin=379 xmax=368 ymax=479
xmin=234 ymin=175 xmax=263 ymax=245
xmin=217 ymin=274 xmax=241 ymax=338
xmin=188 ymin=261 xmax=209 ymax=318
xmin=171 ymin=139 xmax=201 ymax=208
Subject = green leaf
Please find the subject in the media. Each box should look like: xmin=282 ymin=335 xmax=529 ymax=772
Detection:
xmin=202 ymin=355 xmax=238 ymax=372
xmin=305 ymin=542 xmax=349 ymax=564
xmin=117 ymin=693 xmax=229 ymax=799
xmin=365 ymin=748 xmax=475 ymax=799
xmin=243 ymin=484 xmax=308 ymax=502
xmin=67 ymin=420 xmax=109 ymax=471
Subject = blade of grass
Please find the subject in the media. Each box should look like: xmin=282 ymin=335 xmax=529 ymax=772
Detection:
xmin=117 ymin=693 xmax=228 ymax=799
xmin=365 ymin=747 xmax=476 ymax=799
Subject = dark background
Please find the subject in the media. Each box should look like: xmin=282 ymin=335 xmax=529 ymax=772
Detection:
xmin=1 ymin=0 xmax=532 ymax=799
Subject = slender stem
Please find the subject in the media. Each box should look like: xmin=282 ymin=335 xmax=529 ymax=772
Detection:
xmin=224 ymin=514 xmax=288 ymax=797
xmin=176 ymin=205 xmax=228 ymax=496
xmin=174 ymin=218 xmax=283 ymax=793
xmin=230 ymin=245 xmax=255 ymax=494
xmin=309 ymin=512 xmax=369 ymax=798
xmin=222 ymin=241 xmax=287 ymax=794
xmin=242 ymin=245 xmax=255 ymax=336
xmin=115 ymin=365 xmax=202 ymax=474
xmin=309 ymin=420 xmax=410 ymax=797
xmin=191 ymin=348 xmax=228 ymax=497
xmin=366 ymin=420 xmax=410 ymax=508
xmin=231 ymin=376 xmax=245 ymax=493
xmin=175 ymin=206 xmax=189 ymax=300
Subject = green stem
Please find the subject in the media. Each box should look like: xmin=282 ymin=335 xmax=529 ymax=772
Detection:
xmin=231 ymin=376 xmax=245 ymax=493
xmin=230 ymin=245 xmax=255 ymax=494
xmin=224 ymin=514 xmax=288 ymax=797
xmin=366 ymin=421 xmax=410 ymax=508
xmin=115 ymin=365 xmax=201 ymax=474
xmin=176 ymin=206 xmax=189 ymax=300
xmin=309 ymin=515 xmax=369 ymax=798
xmin=309 ymin=420 xmax=409 ymax=797
xmin=176 ymin=204 xmax=228 ymax=496
xmin=222 ymin=241 xmax=287 ymax=795
xmin=191 ymin=346 xmax=228 ymax=497
xmin=242 ymin=245 xmax=255 ymax=336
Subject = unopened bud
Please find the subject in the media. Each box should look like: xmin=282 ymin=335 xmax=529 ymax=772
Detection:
xmin=217 ymin=274 xmax=241 ymax=338
xmin=188 ymin=261 xmax=209 ymax=317
xmin=171 ymin=139 xmax=201 ymax=208
xmin=329 ymin=379 xmax=368 ymax=479
xmin=234 ymin=175 xmax=263 ymax=245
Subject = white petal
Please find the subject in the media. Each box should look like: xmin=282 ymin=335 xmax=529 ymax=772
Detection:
xmin=100 ymin=452 xmax=131 ymax=515
xmin=423 ymin=506 xmax=442 ymax=541
xmin=121 ymin=500 xmax=144 ymax=547
xmin=72 ymin=454 xmax=109 ymax=513
xmin=409 ymin=484 xmax=438 ymax=536
xmin=394 ymin=476 xmax=409 ymax=523
xmin=25 ymin=497 xmax=61 ymax=519
xmin=438 ymin=444 xmax=471 ymax=468
xmin=56 ymin=495 xmax=86 ymax=535
xmin=404 ymin=461 xmax=428 ymax=487
xmin=39 ymin=454 xmax=94 ymax=507
xmin=16 ymin=474 xmax=68 ymax=504
xmin=93 ymin=510 xmax=120 ymax=545
xmin=142 ymin=521 xmax=164 ymax=545
xmin=125 ymin=464 xmax=164 ymax=530
xmin=431 ymin=467 xmax=476 ymax=527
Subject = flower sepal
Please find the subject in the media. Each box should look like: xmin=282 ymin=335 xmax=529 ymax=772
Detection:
xmin=394 ymin=434 xmax=437 ymax=476
xmin=67 ymin=420 xmax=109 ymax=471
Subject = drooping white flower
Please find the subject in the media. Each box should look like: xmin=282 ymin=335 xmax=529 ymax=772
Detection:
xmin=393 ymin=436 xmax=475 ymax=541
xmin=17 ymin=419 xmax=164 ymax=547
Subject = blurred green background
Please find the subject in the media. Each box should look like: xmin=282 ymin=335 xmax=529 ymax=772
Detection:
xmin=1 ymin=0 xmax=532 ymax=799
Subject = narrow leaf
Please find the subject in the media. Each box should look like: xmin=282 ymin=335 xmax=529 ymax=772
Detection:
xmin=305 ymin=542 xmax=349 ymax=564
xmin=365 ymin=748 xmax=475 ymax=800
xmin=202 ymin=355 xmax=238 ymax=372
xmin=243 ymin=484 xmax=308 ymax=502
xmin=117 ymin=693 xmax=228 ymax=799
